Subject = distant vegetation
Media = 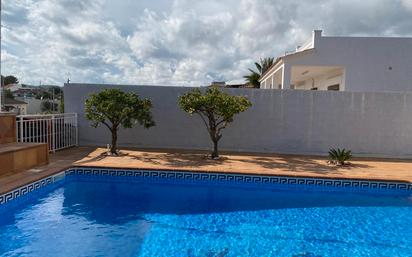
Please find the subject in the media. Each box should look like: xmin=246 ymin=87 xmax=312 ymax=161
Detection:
xmin=4 ymin=89 xmax=14 ymax=99
xmin=35 ymin=86 xmax=63 ymax=100
xmin=1 ymin=74 xmax=64 ymax=114
xmin=1 ymin=75 xmax=19 ymax=86
xmin=41 ymin=100 xmax=59 ymax=113
xmin=244 ymin=57 xmax=275 ymax=88
xmin=85 ymin=88 xmax=155 ymax=155
xmin=179 ymin=87 xmax=252 ymax=159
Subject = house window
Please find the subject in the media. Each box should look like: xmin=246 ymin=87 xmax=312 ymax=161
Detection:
xmin=310 ymin=87 xmax=318 ymax=90
xmin=327 ymin=84 xmax=340 ymax=91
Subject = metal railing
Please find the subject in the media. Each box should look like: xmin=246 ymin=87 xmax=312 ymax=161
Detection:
xmin=16 ymin=113 xmax=78 ymax=152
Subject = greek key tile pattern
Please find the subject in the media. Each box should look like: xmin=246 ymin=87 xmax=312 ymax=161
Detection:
xmin=0 ymin=172 xmax=64 ymax=206
xmin=2 ymin=167 xmax=411 ymax=206
xmin=65 ymin=167 xmax=412 ymax=192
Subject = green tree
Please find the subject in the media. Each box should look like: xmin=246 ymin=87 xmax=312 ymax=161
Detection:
xmin=41 ymin=100 xmax=58 ymax=113
xmin=35 ymin=86 xmax=63 ymax=100
xmin=85 ymin=88 xmax=155 ymax=155
xmin=243 ymin=57 xmax=275 ymax=88
xmin=243 ymin=71 xmax=260 ymax=88
xmin=3 ymin=75 xmax=19 ymax=86
xmin=178 ymin=87 xmax=252 ymax=159
xmin=36 ymin=90 xmax=51 ymax=100
xmin=4 ymin=89 xmax=14 ymax=99
xmin=59 ymin=95 xmax=65 ymax=113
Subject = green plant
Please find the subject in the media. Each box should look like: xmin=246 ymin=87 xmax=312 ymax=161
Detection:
xmin=59 ymin=95 xmax=64 ymax=113
xmin=2 ymin=75 xmax=19 ymax=86
xmin=4 ymin=89 xmax=14 ymax=99
xmin=328 ymin=148 xmax=352 ymax=165
xmin=178 ymin=87 xmax=252 ymax=159
xmin=243 ymin=57 xmax=275 ymax=88
xmin=85 ymin=88 xmax=155 ymax=155
xmin=41 ymin=100 xmax=58 ymax=113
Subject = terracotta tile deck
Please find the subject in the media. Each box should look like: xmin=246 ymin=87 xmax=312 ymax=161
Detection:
xmin=1 ymin=146 xmax=412 ymax=194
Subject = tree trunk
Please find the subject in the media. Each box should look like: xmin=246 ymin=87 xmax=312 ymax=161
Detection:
xmin=110 ymin=128 xmax=118 ymax=155
xmin=211 ymin=139 xmax=219 ymax=159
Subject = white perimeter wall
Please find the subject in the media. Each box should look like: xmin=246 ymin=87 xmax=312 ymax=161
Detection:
xmin=65 ymin=83 xmax=412 ymax=158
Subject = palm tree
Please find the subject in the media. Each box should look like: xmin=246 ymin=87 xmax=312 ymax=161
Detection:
xmin=243 ymin=57 xmax=275 ymax=88
xmin=243 ymin=71 xmax=260 ymax=88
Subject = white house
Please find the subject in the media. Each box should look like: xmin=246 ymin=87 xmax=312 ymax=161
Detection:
xmin=259 ymin=30 xmax=412 ymax=92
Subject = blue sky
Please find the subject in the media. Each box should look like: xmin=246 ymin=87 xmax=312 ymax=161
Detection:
xmin=1 ymin=0 xmax=412 ymax=86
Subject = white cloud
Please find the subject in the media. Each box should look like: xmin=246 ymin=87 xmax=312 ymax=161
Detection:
xmin=1 ymin=0 xmax=412 ymax=86
xmin=402 ymin=0 xmax=412 ymax=11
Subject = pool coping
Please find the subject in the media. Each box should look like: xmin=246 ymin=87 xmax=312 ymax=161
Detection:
xmin=76 ymin=165 xmax=412 ymax=184
xmin=1 ymin=165 xmax=411 ymax=206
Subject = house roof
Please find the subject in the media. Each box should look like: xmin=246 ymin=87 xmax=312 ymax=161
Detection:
xmin=225 ymin=83 xmax=254 ymax=88
xmin=4 ymin=98 xmax=28 ymax=105
xmin=258 ymin=48 xmax=315 ymax=82
xmin=259 ymin=57 xmax=283 ymax=82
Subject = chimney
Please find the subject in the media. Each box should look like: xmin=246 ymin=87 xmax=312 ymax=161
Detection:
xmin=312 ymin=30 xmax=322 ymax=48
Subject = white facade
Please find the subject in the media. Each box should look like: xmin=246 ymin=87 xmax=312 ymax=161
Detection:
xmin=259 ymin=30 xmax=412 ymax=92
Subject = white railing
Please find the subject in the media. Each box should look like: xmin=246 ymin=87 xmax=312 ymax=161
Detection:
xmin=16 ymin=113 xmax=78 ymax=152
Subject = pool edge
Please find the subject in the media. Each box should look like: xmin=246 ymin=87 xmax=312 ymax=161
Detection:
xmin=1 ymin=166 xmax=411 ymax=206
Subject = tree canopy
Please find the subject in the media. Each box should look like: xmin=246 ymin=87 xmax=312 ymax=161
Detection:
xmin=4 ymin=89 xmax=14 ymax=99
xmin=85 ymin=88 xmax=155 ymax=154
xmin=243 ymin=57 xmax=275 ymax=88
xmin=3 ymin=75 xmax=19 ymax=86
xmin=179 ymin=87 xmax=252 ymax=158
xmin=41 ymin=100 xmax=58 ymax=113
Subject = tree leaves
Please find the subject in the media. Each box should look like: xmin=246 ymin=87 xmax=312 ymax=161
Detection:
xmin=179 ymin=87 xmax=251 ymax=122
xmin=328 ymin=148 xmax=352 ymax=165
xmin=243 ymin=57 xmax=275 ymax=88
xmin=178 ymin=87 xmax=252 ymax=158
xmin=85 ymin=88 xmax=155 ymax=130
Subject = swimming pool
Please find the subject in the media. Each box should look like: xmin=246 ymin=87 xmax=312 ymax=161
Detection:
xmin=0 ymin=168 xmax=411 ymax=257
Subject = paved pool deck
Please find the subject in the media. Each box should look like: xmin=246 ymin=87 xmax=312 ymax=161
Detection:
xmin=1 ymin=146 xmax=412 ymax=194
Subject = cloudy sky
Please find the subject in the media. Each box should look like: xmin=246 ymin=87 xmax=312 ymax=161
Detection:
xmin=1 ymin=0 xmax=412 ymax=86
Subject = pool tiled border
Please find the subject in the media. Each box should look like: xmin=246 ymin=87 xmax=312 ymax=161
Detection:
xmin=1 ymin=166 xmax=411 ymax=206
xmin=0 ymin=171 xmax=65 ymax=206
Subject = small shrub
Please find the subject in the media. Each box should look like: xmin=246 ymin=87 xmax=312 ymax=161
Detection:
xmin=328 ymin=148 xmax=352 ymax=165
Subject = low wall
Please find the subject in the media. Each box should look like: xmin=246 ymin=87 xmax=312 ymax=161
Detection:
xmin=0 ymin=113 xmax=16 ymax=144
xmin=64 ymin=83 xmax=412 ymax=158
xmin=0 ymin=143 xmax=49 ymax=175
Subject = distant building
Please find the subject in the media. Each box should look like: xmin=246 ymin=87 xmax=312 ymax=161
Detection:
xmin=3 ymin=83 xmax=20 ymax=91
xmin=259 ymin=30 xmax=412 ymax=92
xmin=14 ymin=97 xmax=61 ymax=114
xmin=4 ymin=98 xmax=28 ymax=115
xmin=209 ymin=81 xmax=227 ymax=87
xmin=13 ymin=87 xmax=41 ymax=98
xmin=225 ymin=83 xmax=254 ymax=88
xmin=209 ymin=81 xmax=255 ymax=88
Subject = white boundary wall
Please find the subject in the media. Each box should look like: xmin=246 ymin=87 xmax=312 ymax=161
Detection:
xmin=64 ymin=83 xmax=412 ymax=158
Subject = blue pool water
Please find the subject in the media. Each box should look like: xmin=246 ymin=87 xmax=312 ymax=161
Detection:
xmin=0 ymin=175 xmax=411 ymax=257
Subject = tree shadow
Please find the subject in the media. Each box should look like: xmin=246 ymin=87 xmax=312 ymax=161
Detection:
xmin=130 ymin=151 xmax=229 ymax=167
xmin=73 ymin=150 xmax=109 ymax=164
xmin=126 ymin=149 xmax=375 ymax=178
xmin=234 ymin=155 xmax=372 ymax=176
xmin=74 ymin=147 xmax=374 ymax=179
